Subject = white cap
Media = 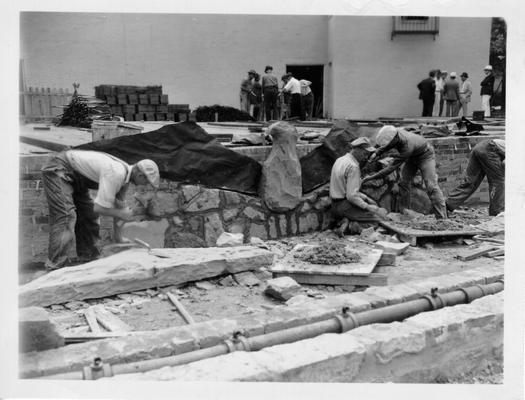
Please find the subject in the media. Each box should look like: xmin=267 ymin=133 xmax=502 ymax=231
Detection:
xmin=450 ymin=72 xmax=457 ymax=78
xmin=375 ymin=125 xmax=397 ymax=147
xmin=484 ymin=65 xmax=493 ymax=71
xmin=136 ymin=159 xmax=160 ymax=188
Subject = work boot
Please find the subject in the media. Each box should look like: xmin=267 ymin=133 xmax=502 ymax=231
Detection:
xmin=334 ymin=218 xmax=350 ymax=238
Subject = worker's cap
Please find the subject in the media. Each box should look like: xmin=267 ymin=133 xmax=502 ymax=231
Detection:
xmin=441 ymin=70 xmax=448 ymax=74
xmin=248 ymin=69 xmax=257 ymax=75
xmin=484 ymin=65 xmax=493 ymax=71
xmin=450 ymin=72 xmax=457 ymax=78
xmin=375 ymin=125 xmax=398 ymax=148
xmin=136 ymin=159 xmax=160 ymax=188
xmin=460 ymin=72 xmax=469 ymax=78
xmin=264 ymin=65 xmax=273 ymax=72
xmin=350 ymin=137 xmax=375 ymax=152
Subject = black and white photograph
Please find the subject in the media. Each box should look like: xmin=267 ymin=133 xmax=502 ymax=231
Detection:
xmin=1 ymin=1 xmax=524 ymax=399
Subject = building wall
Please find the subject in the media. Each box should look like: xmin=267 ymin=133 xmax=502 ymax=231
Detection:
xmin=20 ymin=13 xmax=491 ymax=119
xmin=328 ymin=16 xmax=492 ymax=118
xmin=20 ymin=12 xmax=329 ymax=112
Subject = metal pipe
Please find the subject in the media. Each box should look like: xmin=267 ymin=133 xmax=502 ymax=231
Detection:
xmin=39 ymin=280 xmax=503 ymax=380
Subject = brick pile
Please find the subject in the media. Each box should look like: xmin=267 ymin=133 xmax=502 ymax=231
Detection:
xmin=94 ymin=85 xmax=190 ymax=122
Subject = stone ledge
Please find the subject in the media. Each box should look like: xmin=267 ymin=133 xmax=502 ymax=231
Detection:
xmin=113 ymin=292 xmax=503 ymax=382
xmin=20 ymin=267 xmax=504 ymax=378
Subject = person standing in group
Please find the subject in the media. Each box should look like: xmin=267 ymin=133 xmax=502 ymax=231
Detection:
xmin=300 ymin=79 xmax=314 ymax=120
xmin=240 ymin=70 xmax=256 ymax=114
xmin=457 ymin=72 xmax=473 ymax=117
xmin=480 ymin=65 xmax=495 ymax=117
xmin=281 ymin=72 xmax=305 ymax=120
xmin=261 ymin=66 xmax=279 ymax=121
xmin=433 ymin=69 xmax=444 ymax=117
xmin=417 ymin=70 xmax=436 ymax=117
xmin=443 ymin=72 xmax=460 ymax=117
xmin=250 ymin=73 xmax=263 ymax=121
xmin=438 ymin=70 xmax=448 ymax=117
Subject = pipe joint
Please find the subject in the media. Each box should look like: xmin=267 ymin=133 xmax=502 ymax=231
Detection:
xmin=335 ymin=307 xmax=359 ymax=333
xmin=82 ymin=357 xmax=113 ymax=380
xmin=422 ymin=288 xmax=446 ymax=310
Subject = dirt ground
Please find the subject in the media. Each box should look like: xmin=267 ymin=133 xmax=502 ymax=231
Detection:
xmin=20 ymin=205 xmax=504 ymax=382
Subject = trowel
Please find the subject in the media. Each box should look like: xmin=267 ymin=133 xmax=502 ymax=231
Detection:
xmin=133 ymin=238 xmax=171 ymax=258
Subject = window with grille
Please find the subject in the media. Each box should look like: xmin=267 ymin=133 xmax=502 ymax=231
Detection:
xmin=391 ymin=16 xmax=439 ymax=40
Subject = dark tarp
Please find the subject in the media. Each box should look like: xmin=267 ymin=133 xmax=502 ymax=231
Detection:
xmin=76 ymin=121 xmax=262 ymax=195
xmin=300 ymin=120 xmax=361 ymax=193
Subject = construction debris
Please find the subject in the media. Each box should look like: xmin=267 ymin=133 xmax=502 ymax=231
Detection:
xmin=457 ymin=245 xmax=499 ymax=261
xmin=294 ymin=242 xmax=361 ymax=265
xmin=216 ymin=232 xmax=244 ymax=247
xmin=374 ymin=241 xmax=410 ymax=255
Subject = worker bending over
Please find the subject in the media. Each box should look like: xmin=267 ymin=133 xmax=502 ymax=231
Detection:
xmin=330 ymin=137 xmax=388 ymax=236
xmin=362 ymin=125 xmax=448 ymax=219
xmin=446 ymin=139 xmax=505 ymax=216
xmin=41 ymin=150 xmax=160 ymax=270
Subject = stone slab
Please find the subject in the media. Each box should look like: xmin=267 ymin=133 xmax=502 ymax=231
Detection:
xmin=19 ymin=307 xmax=64 ymax=353
xmin=265 ymin=277 xmax=301 ymax=301
xmin=374 ymin=241 xmax=410 ymax=255
xmin=19 ymin=246 xmax=274 ymax=307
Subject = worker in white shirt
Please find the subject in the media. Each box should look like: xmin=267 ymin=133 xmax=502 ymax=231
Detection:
xmin=300 ymin=79 xmax=314 ymax=120
xmin=281 ymin=73 xmax=305 ymax=120
xmin=330 ymin=137 xmax=388 ymax=236
xmin=41 ymin=150 xmax=160 ymax=270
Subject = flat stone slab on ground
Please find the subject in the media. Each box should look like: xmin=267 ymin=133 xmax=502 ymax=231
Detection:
xmin=216 ymin=232 xmax=244 ymax=247
xmin=233 ymin=271 xmax=261 ymax=287
xmin=374 ymin=241 xmax=410 ymax=255
xmin=19 ymin=246 xmax=274 ymax=307
xmin=265 ymin=276 xmax=301 ymax=301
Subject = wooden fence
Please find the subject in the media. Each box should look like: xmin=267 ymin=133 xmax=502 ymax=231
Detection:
xmin=20 ymin=87 xmax=73 ymax=121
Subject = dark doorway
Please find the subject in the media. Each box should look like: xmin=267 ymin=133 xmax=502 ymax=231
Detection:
xmin=286 ymin=64 xmax=324 ymax=118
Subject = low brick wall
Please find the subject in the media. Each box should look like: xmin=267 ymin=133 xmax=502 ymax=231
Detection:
xmin=19 ymin=136 xmax=496 ymax=265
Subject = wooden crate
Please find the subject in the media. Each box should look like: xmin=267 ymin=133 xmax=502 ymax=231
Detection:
xmin=91 ymin=121 xmax=143 ymax=141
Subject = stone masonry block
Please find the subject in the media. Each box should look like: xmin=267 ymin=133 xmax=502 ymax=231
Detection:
xmin=265 ymin=277 xmax=301 ymax=301
xmin=249 ymin=223 xmax=268 ymax=240
xmin=185 ymin=189 xmax=221 ymax=212
xmin=243 ymin=207 xmax=265 ymax=221
xmin=299 ymin=213 xmax=319 ymax=233
xmin=181 ymin=185 xmax=201 ymax=202
xmin=203 ymin=213 xmax=224 ymax=246
xmin=19 ymin=307 xmax=64 ymax=353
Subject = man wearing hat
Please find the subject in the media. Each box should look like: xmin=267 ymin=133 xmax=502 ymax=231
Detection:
xmin=458 ymin=72 xmax=473 ymax=117
xmin=261 ymin=66 xmax=279 ymax=121
xmin=417 ymin=70 xmax=436 ymax=117
xmin=41 ymin=150 xmax=160 ymax=270
xmin=443 ymin=72 xmax=460 ymax=117
xmin=330 ymin=137 xmax=388 ymax=236
xmin=480 ymin=65 xmax=495 ymax=117
xmin=240 ymin=70 xmax=256 ymax=113
xmin=281 ymin=72 xmax=305 ymax=120
xmin=363 ymin=126 xmax=447 ymax=219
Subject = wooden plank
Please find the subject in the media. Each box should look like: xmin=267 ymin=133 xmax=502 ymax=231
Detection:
xmin=83 ymin=307 xmax=102 ymax=334
xmin=374 ymin=241 xmax=410 ymax=255
xmin=379 ymin=220 xmax=482 ymax=239
xmin=487 ymin=248 xmax=504 ymax=258
xmin=92 ymin=305 xmax=131 ymax=332
xmin=19 ymin=246 xmax=274 ymax=307
xmin=273 ymin=272 xmax=388 ymax=287
xmin=166 ymin=292 xmax=195 ymax=325
xmin=457 ymin=245 xmax=498 ymax=261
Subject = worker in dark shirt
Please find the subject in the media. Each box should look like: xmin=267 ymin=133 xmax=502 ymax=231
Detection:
xmin=362 ymin=125 xmax=448 ymax=219
xmin=446 ymin=139 xmax=505 ymax=216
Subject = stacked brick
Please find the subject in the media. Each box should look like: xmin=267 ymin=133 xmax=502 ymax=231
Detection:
xmin=94 ymin=85 xmax=190 ymax=122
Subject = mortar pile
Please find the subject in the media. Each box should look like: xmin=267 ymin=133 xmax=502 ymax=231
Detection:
xmin=294 ymin=241 xmax=361 ymax=264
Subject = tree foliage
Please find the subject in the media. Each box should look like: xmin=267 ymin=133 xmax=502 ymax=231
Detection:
xmin=490 ymin=17 xmax=506 ymax=77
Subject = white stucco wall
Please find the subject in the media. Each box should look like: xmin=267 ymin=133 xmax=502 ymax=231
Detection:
xmin=20 ymin=12 xmax=329 ymax=110
xmin=328 ymin=16 xmax=492 ymax=119
xmin=20 ymin=13 xmax=492 ymax=119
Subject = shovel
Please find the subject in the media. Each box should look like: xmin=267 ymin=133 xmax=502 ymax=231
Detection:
xmin=133 ymin=238 xmax=170 ymax=258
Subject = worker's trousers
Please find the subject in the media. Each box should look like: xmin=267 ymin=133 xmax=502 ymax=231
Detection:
xmin=446 ymin=140 xmax=504 ymax=216
xmin=445 ymin=100 xmax=458 ymax=117
xmin=331 ymin=199 xmax=380 ymax=222
xmin=240 ymin=91 xmax=250 ymax=113
xmin=263 ymin=87 xmax=278 ymax=121
xmin=399 ymin=147 xmax=448 ymax=219
xmin=41 ymin=153 xmax=101 ymax=270
xmin=301 ymin=92 xmax=314 ymax=120
xmin=458 ymin=96 xmax=469 ymax=117
xmin=421 ymin=98 xmax=434 ymax=117
xmin=290 ymin=93 xmax=305 ymax=120
xmin=481 ymin=94 xmax=491 ymax=117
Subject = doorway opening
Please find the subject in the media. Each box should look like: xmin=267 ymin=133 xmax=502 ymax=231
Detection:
xmin=286 ymin=64 xmax=324 ymax=118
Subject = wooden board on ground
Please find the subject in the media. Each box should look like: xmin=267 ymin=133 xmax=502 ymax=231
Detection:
xmin=379 ymin=220 xmax=483 ymax=246
xmin=92 ymin=305 xmax=131 ymax=332
xmin=457 ymin=245 xmax=498 ymax=261
xmin=273 ymin=272 xmax=388 ymax=286
xmin=19 ymin=246 xmax=274 ymax=307
xmin=270 ymin=243 xmax=385 ymax=286
xmin=83 ymin=307 xmax=102 ymax=334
